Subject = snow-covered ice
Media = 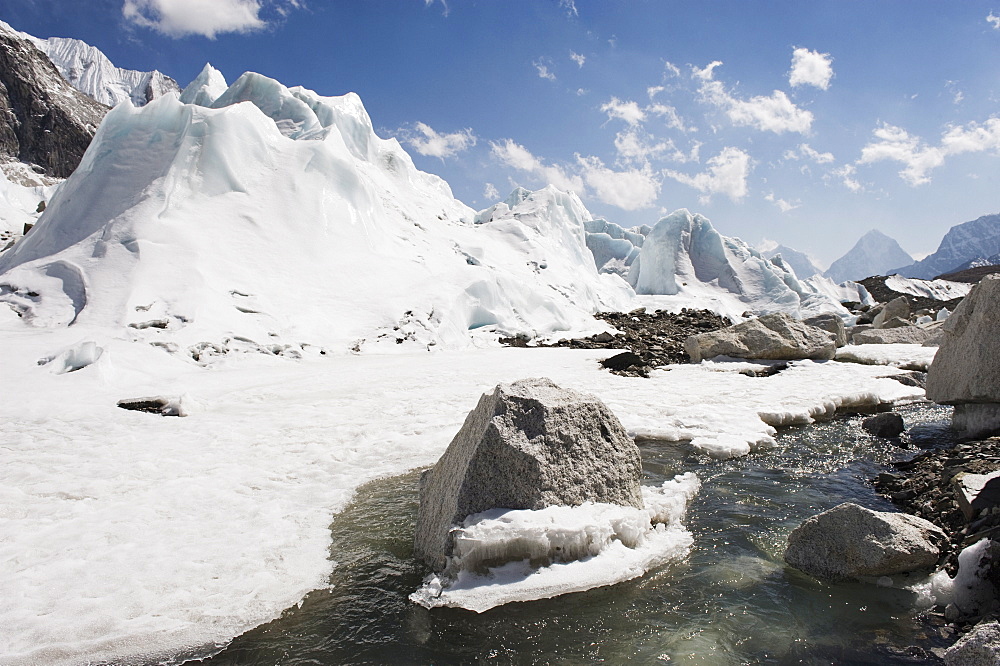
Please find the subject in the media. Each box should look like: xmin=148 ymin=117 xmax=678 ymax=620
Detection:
xmin=835 ymin=344 xmax=938 ymax=372
xmin=884 ymin=274 xmax=971 ymax=301
xmin=410 ymin=473 xmax=700 ymax=612
xmin=0 ymin=325 xmax=929 ymax=665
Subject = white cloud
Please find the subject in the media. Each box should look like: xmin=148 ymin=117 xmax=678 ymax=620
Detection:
xmin=559 ymin=0 xmax=578 ymax=17
xmin=533 ymin=58 xmax=556 ymax=81
xmin=663 ymin=61 xmax=682 ymax=78
xmin=647 ymin=85 xmax=665 ymax=99
xmin=576 ymin=156 xmax=661 ymax=210
xmin=784 ymin=143 xmax=835 ymax=164
xmin=788 ymin=47 xmax=834 ymax=90
xmin=664 ymin=146 xmax=751 ymax=203
xmin=576 ymin=88 xmax=589 ymax=96
xmin=570 ymin=51 xmax=586 ymax=68
xmin=831 ymin=164 xmax=862 ymax=192
xmin=601 ymin=97 xmax=693 ymax=132
xmin=988 ymin=11 xmax=1000 ymax=29
xmin=614 ymin=129 xmax=698 ymax=165
xmin=857 ymin=119 xmax=1000 ymax=187
xmin=399 ymin=122 xmax=476 ymax=159
xmin=121 ymin=0 xmax=301 ymax=38
xmin=695 ymin=62 xmax=813 ymax=134
xmin=491 ymin=140 xmax=660 ymax=210
xmin=764 ymin=192 xmax=799 ymax=213
xmin=423 ymin=0 xmax=450 ymax=16
xmin=601 ymin=97 xmax=646 ymax=126
xmin=491 ymin=140 xmax=584 ymax=192
xmin=483 ymin=182 xmax=500 ymax=200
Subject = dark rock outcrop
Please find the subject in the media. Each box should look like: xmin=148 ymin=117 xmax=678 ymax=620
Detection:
xmin=0 ymin=23 xmax=108 ymax=177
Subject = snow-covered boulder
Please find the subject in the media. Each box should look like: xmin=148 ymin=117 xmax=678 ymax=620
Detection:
xmin=944 ymin=620 xmax=1000 ymax=666
xmin=413 ymin=378 xmax=643 ymax=571
xmin=943 ymin=539 xmax=1000 ymax=621
xmin=926 ymin=275 xmax=1000 ymax=438
xmin=784 ymin=503 xmax=945 ymax=581
xmin=684 ymin=313 xmax=836 ymax=363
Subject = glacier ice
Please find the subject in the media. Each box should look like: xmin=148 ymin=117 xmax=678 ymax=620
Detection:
xmin=410 ymin=473 xmax=700 ymax=612
xmin=627 ymin=208 xmax=860 ymax=321
xmin=0 ymin=72 xmax=630 ymax=356
xmin=179 ymin=63 xmax=229 ymax=107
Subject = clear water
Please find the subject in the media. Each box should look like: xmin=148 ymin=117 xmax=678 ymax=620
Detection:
xmin=198 ymin=402 xmax=958 ymax=665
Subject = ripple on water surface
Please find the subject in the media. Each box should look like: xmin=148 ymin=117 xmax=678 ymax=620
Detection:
xmin=199 ymin=402 xmax=958 ymax=665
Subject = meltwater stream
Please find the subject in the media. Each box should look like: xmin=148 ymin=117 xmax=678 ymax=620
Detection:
xmin=199 ymin=402 xmax=957 ymax=665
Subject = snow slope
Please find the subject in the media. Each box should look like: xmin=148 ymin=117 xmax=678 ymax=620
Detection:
xmin=884 ymin=275 xmax=971 ymax=301
xmin=0 ymin=331 xmax=925 ymax=665
xmin=824 ymin=229 xmax=913 ymax=283
xmin=26 ymin=31 xmax=179 ymax=106
xmin=0 ymin=72 xmax=631 ymax=356
xmin=627 ymin=209 xmax=862 ymax=321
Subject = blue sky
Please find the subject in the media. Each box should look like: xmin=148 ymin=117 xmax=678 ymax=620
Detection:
xmin=2 ymin=0 xmax=1000 ymax=267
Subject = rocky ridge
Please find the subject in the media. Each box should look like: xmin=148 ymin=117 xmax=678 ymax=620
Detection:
xmin=0 ymin=22 xmax=108 ymax=177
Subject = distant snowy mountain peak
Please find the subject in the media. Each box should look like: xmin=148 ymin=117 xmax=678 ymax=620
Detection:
xmin=823 ymin=229 xmax=913 ymax=283
xmin=26 ymin=32 xmax=180 ymax=107
xmin=180 ymin=63 xmax=228 ymax=107
xmin=890 ymin=212 xmax=1000 ymax=279
xmin=0 ymin=74 xmax=631 ymax=353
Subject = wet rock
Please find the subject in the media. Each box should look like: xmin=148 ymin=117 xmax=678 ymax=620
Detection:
xmin=944 ymin=620 xmax=1000 ymax=666
xmin=784 ymin=502 xmax=946 ymax=581
xmin=863 ymin=412 xmax=906 ymax=438
xmin=413 ymin=378 xmax=643 ymax=571
xmin=600 ymin=351 xmax=646 ymax=373
xmin=685 ymin=312 xmax=836 ymax=363
xmin=117 ymin=396 xmax=185 ymax=416
xmin=927 ymin=275 xmax=1000 ymax=439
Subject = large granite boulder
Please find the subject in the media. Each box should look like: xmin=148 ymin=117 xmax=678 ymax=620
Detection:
xmin=684 ymin=312 xmax=836 ymax=363
xmin=413 ymin=378 xmax=644 ymax=571
xmin=784 ymin=502 xmax=945 ymax=581
xmin=873 ymin=296 xmax=910 ymax=329
xmin=944 ymin=620 xmax=1000 ymax=666
xmin=804 ymin=313 xmax=848 ymax=347
xmin=927 ymin=274 xmax=1000 ymax=438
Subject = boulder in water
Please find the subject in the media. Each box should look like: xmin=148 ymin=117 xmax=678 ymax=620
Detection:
xmin=862 ymin=412 xmax=905 ymax=438
xmin=944 ymin=620 xmax=1000 ymax=666
xmin=413 ymin=378 xmax=644 ymax=571
xmin=784 ymin=502 xmax=945 ymax=581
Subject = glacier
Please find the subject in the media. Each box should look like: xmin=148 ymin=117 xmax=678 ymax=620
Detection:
xmin=627 ymin=208 xmax=864 ymax=321
xmin=0 ymin=71 xmax=632 ymax=356
xmin=0 ymin=64 xmax=941 ymax=666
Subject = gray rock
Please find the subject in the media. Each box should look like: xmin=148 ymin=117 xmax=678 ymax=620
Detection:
xmin=413 ymin=378 xmax=643 ymax=571
xmin=927 ymin=275 xmax=1000 ymax=438
xmin=862 ymin=412 xmax=905 ymax=438
xmin=873 ymin=296 xmax=910 ymax=329
xmin=784 ymin=502 xmax=945 ymax=581
xmin=804 ymin=313 xmax=847 ymax=347
xmin=879 ymin=316 xmax=912 ymax=329
xmin=851 ymin=325 xmax=936 ymax=345
xmin=944 ymin=620 xmax=1000 ymax=666
xmin=684 ymin=312 xmax=836 ymax=363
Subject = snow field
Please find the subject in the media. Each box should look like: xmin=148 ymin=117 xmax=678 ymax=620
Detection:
xmin=0 ymin=326 xmax=929 ymax=665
